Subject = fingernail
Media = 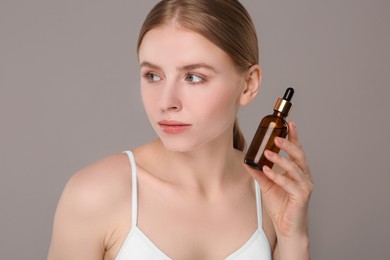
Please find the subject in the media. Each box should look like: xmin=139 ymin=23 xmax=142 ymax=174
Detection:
xmin=275 ymin=136 xmax=284 ymax=144
xmin=263 ymin=165 xmax=271 ymax=172
xmin=291 ymin=121 xmax=296 ymax=128
xmin=264 ymin=150 xmax=274 ymax=158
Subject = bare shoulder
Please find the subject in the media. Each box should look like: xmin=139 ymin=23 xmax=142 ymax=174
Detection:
xmin=48 ymin=152 xmax=133 ymax=259
xmin=57 ymin=152 xmax=133 ymax=220
xmin=66 ymin=152 xmax=132 ymax=205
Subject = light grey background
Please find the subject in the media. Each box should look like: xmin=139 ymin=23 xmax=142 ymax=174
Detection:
xmin=1 ymin=0 xmax=389 ymax=259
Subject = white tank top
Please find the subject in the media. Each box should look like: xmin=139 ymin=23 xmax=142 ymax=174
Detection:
xmin=116 ymin=151 xmax=272 ymax=259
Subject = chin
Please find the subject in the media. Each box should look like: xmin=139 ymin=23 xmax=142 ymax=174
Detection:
xmin=156 ymin=124 xmax=234 ymax=153
xmin=158 ymin=133 xmax=228 ymax=153
xmin=160 ymin=138 xmax=200 ymax=153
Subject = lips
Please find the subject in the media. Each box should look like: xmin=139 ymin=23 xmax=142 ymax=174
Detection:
xmin=158 ymin=120 xmax=192 ymax=134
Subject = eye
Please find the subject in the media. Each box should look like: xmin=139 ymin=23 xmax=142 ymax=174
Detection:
xmin=186 ymin=73 xmax=204 ymax=84
xmin=143 ymin=72 xmax=162 ymax=82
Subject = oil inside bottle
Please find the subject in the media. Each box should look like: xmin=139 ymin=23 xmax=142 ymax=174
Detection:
xmin=244 ymin=87 xmax=294 ymax=171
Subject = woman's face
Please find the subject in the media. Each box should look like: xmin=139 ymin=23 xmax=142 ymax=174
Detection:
xmin=138 ymin=24 xmax=247 ymax=152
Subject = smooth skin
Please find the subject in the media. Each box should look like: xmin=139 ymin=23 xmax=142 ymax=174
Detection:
xmin=48 ymin=23 xmax=312 ymax=260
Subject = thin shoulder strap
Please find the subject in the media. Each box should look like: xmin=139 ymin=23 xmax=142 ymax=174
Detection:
xmin=255 ymin=181 xmax=263 ymax=228
xmin=123 ymin=151 xmax=138 ymax=227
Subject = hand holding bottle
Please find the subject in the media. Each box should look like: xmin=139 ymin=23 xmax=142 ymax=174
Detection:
xmin=245 ymin=121 xmax=313 ymax=258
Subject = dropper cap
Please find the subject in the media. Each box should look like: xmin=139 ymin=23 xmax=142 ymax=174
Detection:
xmin=274 ymin=87 xmax=294 ymax=116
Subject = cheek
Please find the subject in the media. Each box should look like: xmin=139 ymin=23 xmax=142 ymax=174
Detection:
xmin=195 ymin=87 xmax=240 ymax=124
xmin=141 ymin=87 xmax=158 ymax=115
xmin=141 ymin=97 xmax=157 ymax=127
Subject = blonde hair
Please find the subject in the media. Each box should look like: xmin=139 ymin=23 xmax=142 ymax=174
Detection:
xmin=138 ymin=0 xmax=259 ymax=151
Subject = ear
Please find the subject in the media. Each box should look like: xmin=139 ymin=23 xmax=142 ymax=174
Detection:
xmin=239 ymin=64 xmax=261 ymax=106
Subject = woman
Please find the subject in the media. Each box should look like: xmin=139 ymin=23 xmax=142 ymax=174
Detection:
xmin=48 ymin=0 xmax=313 ymax=259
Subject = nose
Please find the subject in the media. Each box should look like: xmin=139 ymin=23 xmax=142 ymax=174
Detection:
xmin=158 ymin=81 xmax=182 ymax=112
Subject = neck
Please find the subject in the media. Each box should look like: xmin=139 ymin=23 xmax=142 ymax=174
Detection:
xmin=155 ymin=131 xmax=244 ymax=196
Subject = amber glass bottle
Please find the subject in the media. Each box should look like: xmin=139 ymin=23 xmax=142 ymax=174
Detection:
xmin=244 ymin=88 xmax=294 ymax=171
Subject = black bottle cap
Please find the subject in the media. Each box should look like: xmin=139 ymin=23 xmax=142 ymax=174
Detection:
xmin=274 ymin=87 xmax=294 ymax=116
xmin=283 ymin=87 xmax=295 ymax=101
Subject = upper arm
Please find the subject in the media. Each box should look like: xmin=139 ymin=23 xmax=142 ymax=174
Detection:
xmin=48 ymin=153 xmax=132 ymax=260
xmin=48 ymin=172 xmax=107 ymax=260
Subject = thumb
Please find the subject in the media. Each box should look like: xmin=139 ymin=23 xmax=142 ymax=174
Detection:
xmin=244 ymin=163 xmax=273 ymax=191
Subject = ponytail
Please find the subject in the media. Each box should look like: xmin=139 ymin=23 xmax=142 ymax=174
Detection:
xmin=233 ymin=119 xmax=246 ymax=151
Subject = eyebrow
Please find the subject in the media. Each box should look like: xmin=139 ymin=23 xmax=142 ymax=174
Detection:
xmin=139 ymin=61 xmax=162 ymax=70
xmin=181 ymin=63 xmax=217 ymax=73
xmin=139 ymin=61 xmax=217 ymax=73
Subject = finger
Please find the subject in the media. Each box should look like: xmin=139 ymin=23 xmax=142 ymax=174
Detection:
xmin=244 ymin=164 xmax=276 ymax=194
xmin=264 ymin=150 xmax=305 ymax=183
xmin=262 ymin=165 xmax=301 ymax=196
xmin=287 ymin=121 xmax=313 ymax=181
xmin=276 ymin=122 xmax=313 ymax=183
xmin=287 ymin=120 xmax=302 ymax=149
xmin=274 ymin=136 xmax=308 ymax=173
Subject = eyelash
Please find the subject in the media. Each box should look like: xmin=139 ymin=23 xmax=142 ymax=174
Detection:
xmin=142 ymin=72 xmax=206 ymax=85
xmin=142 ymin=72 xmax=162 ymax=82
xmin=185 ymin=73 xmax=205 ymax=85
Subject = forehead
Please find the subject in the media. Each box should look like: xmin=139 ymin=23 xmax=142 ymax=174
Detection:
xmin=138 ymin=25 xmax=235 ymax=70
